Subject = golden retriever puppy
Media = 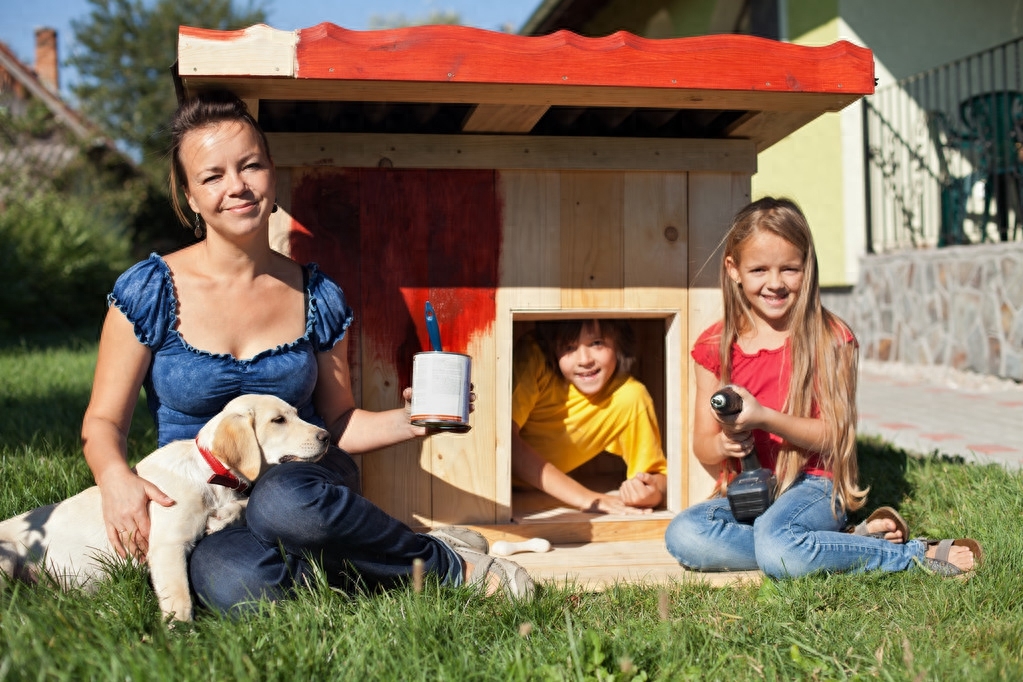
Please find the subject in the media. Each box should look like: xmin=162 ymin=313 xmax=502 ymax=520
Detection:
xmin=0 ymin=394 xmax=329 ymax=621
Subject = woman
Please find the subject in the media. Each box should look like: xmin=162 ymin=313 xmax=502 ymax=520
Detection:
xmin=81 ymin=90 xmax=532 ymax=614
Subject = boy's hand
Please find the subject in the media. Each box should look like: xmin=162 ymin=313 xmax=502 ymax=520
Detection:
xmin=618 ymin=472 xmax=664 ymax=508
xmin=585 ymin=493 xmax=652 ymax=515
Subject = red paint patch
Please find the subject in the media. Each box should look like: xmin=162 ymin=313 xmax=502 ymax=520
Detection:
xmin=289 ymin=168 xmax=499 ymax=397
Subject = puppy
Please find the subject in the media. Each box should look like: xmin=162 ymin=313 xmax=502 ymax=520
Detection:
xmin=0 ymin=394 xmax=329 ymax=621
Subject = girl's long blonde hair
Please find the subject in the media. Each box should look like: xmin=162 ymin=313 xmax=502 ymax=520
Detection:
xmin=718 ymin=197 xmax=866 ymax=514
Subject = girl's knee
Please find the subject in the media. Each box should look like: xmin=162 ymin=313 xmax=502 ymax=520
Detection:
xmin=753 ymin=523 xmax=814 ymax=578
xmin=664 ymin=509 xmax=709 ymax=565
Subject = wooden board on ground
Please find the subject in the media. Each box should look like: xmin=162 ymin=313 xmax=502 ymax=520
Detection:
xmin=499 ymin=538 xmax=762 ymax=591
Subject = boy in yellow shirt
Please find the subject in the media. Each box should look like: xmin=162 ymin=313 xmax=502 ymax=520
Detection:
xmin=511 ymin=319 xmax=667 ymax=514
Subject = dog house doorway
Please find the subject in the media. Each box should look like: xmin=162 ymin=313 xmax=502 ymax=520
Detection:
xmin=507 ymin=311 xmax=683 ymax=528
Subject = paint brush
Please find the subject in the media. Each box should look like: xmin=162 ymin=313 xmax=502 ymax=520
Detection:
xmin=425 ymin=301 xmax=443 ymax=352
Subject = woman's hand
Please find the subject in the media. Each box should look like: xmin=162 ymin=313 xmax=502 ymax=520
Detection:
xmin=401 ymin=384 xmax=477 ymax=437
xmin=98 ymin=468 xmax=174 ymax=561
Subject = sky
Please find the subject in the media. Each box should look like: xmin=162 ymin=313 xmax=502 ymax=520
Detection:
xmin=0 ymin=0 xmax=544 ymax=96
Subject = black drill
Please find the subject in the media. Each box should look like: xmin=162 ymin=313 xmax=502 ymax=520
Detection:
xmin=710 ymin=386 xmax=776 ymax=524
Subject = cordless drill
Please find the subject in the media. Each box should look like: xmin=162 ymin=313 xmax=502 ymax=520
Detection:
xmin=710 ymin=386 xmax=776 ymax=524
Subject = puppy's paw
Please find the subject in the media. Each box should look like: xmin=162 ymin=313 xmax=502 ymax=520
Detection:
xmin=205 ymin=499 xmax=248 ymax=534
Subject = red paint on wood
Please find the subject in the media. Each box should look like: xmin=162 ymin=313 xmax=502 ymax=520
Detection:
xmin=180 ymin=24 xmax=263 ymax=42
xmin=289 ymin=169 xmax=363 ymax=395
xmin=289 ymin=168 xmax=499 ymax=395
xmin=294 ymin=23 xmax=874 ymax=95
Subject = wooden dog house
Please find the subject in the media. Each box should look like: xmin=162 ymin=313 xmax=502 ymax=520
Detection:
xmin=175 ymin=23 xmax=873 ymax=586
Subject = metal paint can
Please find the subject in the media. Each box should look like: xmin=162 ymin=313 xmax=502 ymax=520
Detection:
xmin=410 ymin=351 xmax=472 ymax=432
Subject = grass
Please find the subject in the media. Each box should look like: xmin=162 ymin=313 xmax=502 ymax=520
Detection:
xmin=1 ymin=337 xmax=1021 ymax=680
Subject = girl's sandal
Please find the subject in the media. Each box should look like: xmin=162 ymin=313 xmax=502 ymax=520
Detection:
xmin=920 ymin=538 xmax=984 ymax=577
xmin=456 ymin=547 xmax=535 ymax=600
xmin=849 ymin=506 xmax=909 ymax=542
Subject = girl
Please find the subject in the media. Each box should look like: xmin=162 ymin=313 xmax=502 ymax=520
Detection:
xmin=664 ymin=197 xmax=981 ymax=577
xmin=512 ymin=319 xmax=667 ymax=515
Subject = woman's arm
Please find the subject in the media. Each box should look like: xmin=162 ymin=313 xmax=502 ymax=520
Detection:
xmin=511 ymin=426 xmax=650 ymax=515
xmin=81 ymin=307 xmax=174 ymax=559
xmin=313 ymin=336 xmax=424 ymax=453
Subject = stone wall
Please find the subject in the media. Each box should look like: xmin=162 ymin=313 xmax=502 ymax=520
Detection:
xmin=822 ymin=242 xmax=1023 ymax=382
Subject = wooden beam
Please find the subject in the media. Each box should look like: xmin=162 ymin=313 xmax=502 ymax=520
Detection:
xmin=178 ymin=23 xmax=297 ymax=77
xmin=264 ymin=132 xmax=757 ymax=173
xmin=462 ymin=103 xmax=550 ymax=133
xmin=726 ymin=109 xmax=828 ymax=153
xmin=180 ymin=76 xmax=863 ymax=113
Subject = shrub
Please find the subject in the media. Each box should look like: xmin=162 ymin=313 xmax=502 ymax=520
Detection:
xmin=0 ymin=191 xmax=133 ymax=336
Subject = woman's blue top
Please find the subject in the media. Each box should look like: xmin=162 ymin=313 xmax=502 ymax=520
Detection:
xmin=108 ymin=253 xmax=353 ymax=447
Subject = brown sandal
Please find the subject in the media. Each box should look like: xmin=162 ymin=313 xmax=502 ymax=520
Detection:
xmin=921 ymin=538 xmax=983 ymax=576
xmin=850 ymin=506 xmax=909 ymax=543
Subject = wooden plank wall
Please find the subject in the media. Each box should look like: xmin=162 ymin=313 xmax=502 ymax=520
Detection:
xmin=267 ymin=136 xmax=753 ymax=529
xmin=495 ymin=169 xmax=736 ymax=521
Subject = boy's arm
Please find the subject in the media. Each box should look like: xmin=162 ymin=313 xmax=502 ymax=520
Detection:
xmin=512 ymin=426 xmax=650 ymax=515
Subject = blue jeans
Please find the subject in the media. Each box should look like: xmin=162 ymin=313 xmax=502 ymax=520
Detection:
xmin=189 ymin=448 xmax=463 ymax=615
xmin=664 ymin=474 xmax=927 ymax=577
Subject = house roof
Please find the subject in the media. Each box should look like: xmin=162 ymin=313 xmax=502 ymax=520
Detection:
xmin=176 ymin=22 xmax=873 ymax=152
xmin=0 ymin=40 xmax=98 ymax=142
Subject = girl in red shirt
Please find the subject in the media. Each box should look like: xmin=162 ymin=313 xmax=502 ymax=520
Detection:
xmin=664 ymin=197 xmax=981 ymax=577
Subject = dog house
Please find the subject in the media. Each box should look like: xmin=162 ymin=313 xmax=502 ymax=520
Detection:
xmin=175 ymin=23 xmax=873 ymax=585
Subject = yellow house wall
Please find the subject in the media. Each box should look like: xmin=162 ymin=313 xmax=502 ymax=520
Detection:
xmin=751 ymin=17 xmax=849 ymax=288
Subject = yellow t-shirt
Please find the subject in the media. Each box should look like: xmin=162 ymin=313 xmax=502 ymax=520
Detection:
xmin=511 ymin=334 xmax=667 ymax=478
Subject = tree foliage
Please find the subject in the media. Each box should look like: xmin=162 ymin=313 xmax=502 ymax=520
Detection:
xmin=67 ymin=0 xmax=267 ymax=182
xmin=368 ymin=11 xmax=461 ymax=29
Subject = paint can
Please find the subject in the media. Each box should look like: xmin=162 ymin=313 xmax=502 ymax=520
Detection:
xmin=410 ymin=351 xmax=472 ymax=433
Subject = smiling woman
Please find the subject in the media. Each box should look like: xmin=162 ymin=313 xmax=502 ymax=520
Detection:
xmin=78 ymin=89 xmax=534 ymax=615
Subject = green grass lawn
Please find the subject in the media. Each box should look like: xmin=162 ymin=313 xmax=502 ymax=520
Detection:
xmin=0 ymin=338 xmax=1020 ymax=680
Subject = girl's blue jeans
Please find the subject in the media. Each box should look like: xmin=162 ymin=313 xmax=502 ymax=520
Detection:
xmin=188 ymin=448 xmax=463 ymax=615
xmin=664 ymin=474 xmax=927 ymax=577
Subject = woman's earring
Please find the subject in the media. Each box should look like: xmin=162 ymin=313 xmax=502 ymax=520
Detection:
xmin=271 ymin=201 xmax=279 ymax=214
xmin=193 ymin=213 xmax=205 ymax=240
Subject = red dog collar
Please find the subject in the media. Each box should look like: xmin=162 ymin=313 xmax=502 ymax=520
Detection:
xmin=195 ymin=438 xmax=249 ymax=493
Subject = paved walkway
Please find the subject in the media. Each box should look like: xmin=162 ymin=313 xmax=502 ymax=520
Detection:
xmin=857 ymin=360 xmax=1023 ymax=470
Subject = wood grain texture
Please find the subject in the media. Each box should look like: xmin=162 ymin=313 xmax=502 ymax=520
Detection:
xmin=686 ymin=173 xmax=751 ymax=503
xmin=283 ymin=24 xmax=873 ymax=95
xmin=263 ymin=133 xmax=756 ymax=173
xmin=500 ymin=538 xmax=763 ymax=590
xmin=560 ymin=172 xmax=624 ymax=309
xmin=462 ymin=104 xmax=550 ymax=133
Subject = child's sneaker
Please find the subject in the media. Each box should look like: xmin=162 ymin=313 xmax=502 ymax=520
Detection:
xmin=428 ymin=526 xmax=490 ymax=554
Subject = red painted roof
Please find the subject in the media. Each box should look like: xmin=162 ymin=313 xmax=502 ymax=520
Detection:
xmin=289 ymin=23 xmax=872 ymax=94
xmin=176 ymin=23 xmax=874 ymax=149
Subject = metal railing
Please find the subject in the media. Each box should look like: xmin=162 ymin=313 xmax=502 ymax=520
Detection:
xmin=864 ymin=37 xmax=1023 ymax=252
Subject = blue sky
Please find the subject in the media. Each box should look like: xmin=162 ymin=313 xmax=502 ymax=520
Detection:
xmin=1 ymin=0 xmax=543 ymax=96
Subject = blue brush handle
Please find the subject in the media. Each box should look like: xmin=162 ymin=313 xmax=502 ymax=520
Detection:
xmin=425 ymin=301 xmax=443 ymax=352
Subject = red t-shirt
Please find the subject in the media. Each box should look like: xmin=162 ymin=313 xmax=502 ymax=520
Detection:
xmin=691 ymin=321 xmax=837 ymax=478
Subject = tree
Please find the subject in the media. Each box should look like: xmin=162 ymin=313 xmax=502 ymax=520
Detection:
xmin=68 ymin=0 xmax=267 ymax=182
xmin=368 ymin=11 xmax=461 ymax=29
